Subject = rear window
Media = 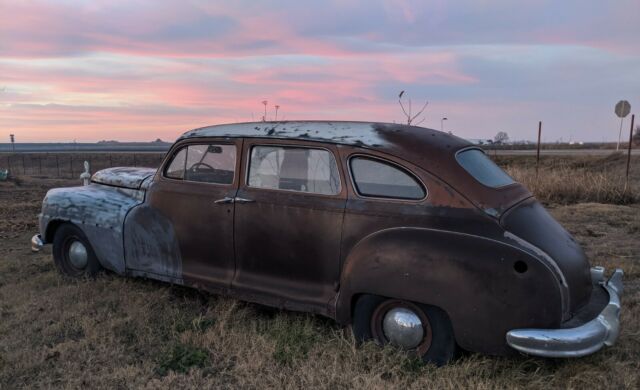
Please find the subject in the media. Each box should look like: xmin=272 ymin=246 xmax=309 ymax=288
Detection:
xmin=456 ymin=149 xmax=515 ymax=188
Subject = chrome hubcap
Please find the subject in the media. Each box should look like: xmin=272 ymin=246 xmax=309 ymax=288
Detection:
xmin=68 ymin=240 xmax=88 ymax=269
xmin=382 ymin=307 xmax=424 ymax=349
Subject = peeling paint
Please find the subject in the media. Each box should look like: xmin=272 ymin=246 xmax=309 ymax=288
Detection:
xmin=41 ymin=183 xmax=145 ymax=273
xmin=124 ymin=204 xmax=183 ymax=282
xmin=92 ymin=167 xmax=157 ymax=189
xmin=180 ymin=121 xmax=388 ymax=148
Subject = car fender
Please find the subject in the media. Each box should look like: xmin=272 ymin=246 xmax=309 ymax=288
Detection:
xmin=41 ymin=184 xmax=145 ymax=274
xmin=335 ymin=227 xmax=564 ymax=355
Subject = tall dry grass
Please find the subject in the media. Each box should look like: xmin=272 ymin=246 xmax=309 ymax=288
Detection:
xmin=496 ymin=153 xmax=639 ymax=205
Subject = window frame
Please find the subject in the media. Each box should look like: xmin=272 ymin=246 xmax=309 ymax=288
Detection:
xmin=244 ymin=143 xmax=343 ymax=197
xmin=454 ymin=146 xmax=517 ymax=189
xmin=161 ymin=141 xmax=238 ymax=187
xmin=347 ymin=154 xmax=428 ymax=202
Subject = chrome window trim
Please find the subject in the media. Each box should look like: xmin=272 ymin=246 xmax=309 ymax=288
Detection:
xmin=347 ymin=154 xmax=428 ymax=202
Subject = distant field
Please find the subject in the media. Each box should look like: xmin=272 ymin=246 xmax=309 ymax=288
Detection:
xmin=0 ymin=152 xmax=165 ymax=179
xmin=494 ymin=149 xmax=640 ymax=156
xmin=0 ymin=153 xmax=638 ymax=388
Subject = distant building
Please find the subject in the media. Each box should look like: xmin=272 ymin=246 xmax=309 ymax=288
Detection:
xmin=467 ymin=138 xmax=493 ymax=145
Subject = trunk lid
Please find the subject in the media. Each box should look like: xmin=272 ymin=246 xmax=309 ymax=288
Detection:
xmin=91 ymin=167 xmax=157 ymax=190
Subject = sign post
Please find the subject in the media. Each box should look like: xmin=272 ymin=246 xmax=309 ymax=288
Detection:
xmin=615 ymin=100 xmax=631 ymax=151
xmin=626 ymin=114 xmax=635 ymax=191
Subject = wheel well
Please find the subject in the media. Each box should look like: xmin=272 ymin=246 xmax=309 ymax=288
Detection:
xmin=44 ymin=219 xmax=69 ymax=243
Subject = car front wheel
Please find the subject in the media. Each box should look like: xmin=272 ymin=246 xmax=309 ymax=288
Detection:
xmin=352 ymin=295 xmax=457 ymax=366
xmin=52 ymin=223 xmax=102 ymax=278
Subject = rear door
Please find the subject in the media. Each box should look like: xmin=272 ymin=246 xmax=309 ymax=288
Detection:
xmin=232 ymin=139 xmax=347 ymax=313
xmin=146 ymin=138 xmax=241 ymax=292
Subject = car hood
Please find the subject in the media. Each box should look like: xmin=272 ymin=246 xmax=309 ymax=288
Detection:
xmin=91 ymin=167 xmax=157 ymax=190
xmin=500 ymin=198 xmax=593 ymax=315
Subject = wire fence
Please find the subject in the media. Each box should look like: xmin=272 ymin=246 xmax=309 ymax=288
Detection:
xmin=0 ymin=152 xmax=166 ymax=179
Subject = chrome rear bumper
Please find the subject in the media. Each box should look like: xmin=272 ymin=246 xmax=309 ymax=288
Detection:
xmin=506 ymin=267 xmax=623 ymax=358
xmin=31 ymin=234 xmax=44 ymax=252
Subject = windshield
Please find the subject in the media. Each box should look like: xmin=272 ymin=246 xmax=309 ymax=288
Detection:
xmin=456 ymin=148 xmax=515 ymax=188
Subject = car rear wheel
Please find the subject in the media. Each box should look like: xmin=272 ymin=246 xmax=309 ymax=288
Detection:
xmin=352 ymin=295 xmax=457 ymax=366
xmin=52 ymin=223 xmax=101 ymax=278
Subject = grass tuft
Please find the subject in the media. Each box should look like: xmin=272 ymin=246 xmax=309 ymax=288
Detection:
xmin=156 ymin=344 xmax=209 ymax=376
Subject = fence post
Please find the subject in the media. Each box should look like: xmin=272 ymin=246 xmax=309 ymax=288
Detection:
xmin=626 ymin=114 xmax=635 ymax=191
xmin=536 ymin=121 xmax=542 ymax=180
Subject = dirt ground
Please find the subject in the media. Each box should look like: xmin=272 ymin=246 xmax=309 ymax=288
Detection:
xmin=1 ymin=169 xmax=639 ymax=388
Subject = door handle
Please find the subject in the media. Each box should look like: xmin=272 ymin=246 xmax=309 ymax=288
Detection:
xmin=233 ymin=197 xmax=255 ymax=204
xmin=214 ymin=196 xmax=235 ymax=204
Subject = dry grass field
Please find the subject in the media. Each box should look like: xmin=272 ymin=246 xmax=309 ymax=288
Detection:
xmin=1 ymin=153 xmax=639 ymax=389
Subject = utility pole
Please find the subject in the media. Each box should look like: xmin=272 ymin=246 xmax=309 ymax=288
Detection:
xmin=441 ymin=117 xmax=447 ymax=132
xmin=262 ymin=100 xmax=268 ymax=121
xmin=275 ymin=105 xmax=280 ymax=121
xmin=10 ymin=134 xmax=15 ymax=152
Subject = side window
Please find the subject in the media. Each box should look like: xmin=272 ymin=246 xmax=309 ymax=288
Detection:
xmin=248 ymin=146 xmax=341 ymax=195
xmin=350 ymin=157 xmax=426 ymax=200
xmin=165 ymin=148 xmax=187 ymax=179
xmin=164 ymin=144 xmax=236 ymax=184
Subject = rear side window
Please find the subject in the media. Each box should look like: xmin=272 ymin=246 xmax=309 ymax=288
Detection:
xmin=164 ymin=144 xmax=236 ymax=184
xmin=248 ymin=145 xmax=341 ymax=195
xmin=456 ymin=148 xmax=514 ymax=188
xmin=350 ymin=157 xmax=425 ymax=200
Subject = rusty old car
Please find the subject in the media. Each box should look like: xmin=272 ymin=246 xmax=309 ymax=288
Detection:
xmin=32 ymin=121 xmax=623 ymax=365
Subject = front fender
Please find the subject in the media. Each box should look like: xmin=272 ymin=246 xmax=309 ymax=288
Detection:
xmin=336 ymin=227 xmax=564 ymax=355
xmin=40 ymin=184 xmax=145 ymax=273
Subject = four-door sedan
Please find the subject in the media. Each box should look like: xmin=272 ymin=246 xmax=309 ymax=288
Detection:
xmin=32 ymin=121 xmax=623 ymax=365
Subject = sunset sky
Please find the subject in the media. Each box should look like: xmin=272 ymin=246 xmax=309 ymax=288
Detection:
xmin=1 ymin=0 xmax=639 ymax=143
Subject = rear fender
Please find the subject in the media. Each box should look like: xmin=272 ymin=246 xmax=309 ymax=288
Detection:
xmin=336 ymin=227 xmax=563 ymax=355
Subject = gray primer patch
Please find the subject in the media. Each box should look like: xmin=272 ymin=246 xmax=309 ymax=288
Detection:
xmin=123 ymin=204 xmax=183 ymax=282
xmin=92 ymin=167 xmax=157 ymax=189
xmin=41 ymin=184 xmax=144 ymax=273
xmin=180 ymin=121 xmax=388 ymax=147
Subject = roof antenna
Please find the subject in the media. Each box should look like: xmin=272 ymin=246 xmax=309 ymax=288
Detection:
xmin=398 ymin=90 xmax=428 ymax=126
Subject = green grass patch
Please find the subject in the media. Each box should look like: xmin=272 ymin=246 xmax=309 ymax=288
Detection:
xmin=156 ymin=344 xmax=209 ymax=376
xmin=265 ymin=315 xmax=322 ymax=366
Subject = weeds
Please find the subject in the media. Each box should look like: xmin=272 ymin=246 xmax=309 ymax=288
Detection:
xmin=156 ymin=344 xmax=209 ymax=376
xmin=495 ymin=154 xmax=639 ymax=204
xmin=264 ymin=315 xmax=322 ymax=366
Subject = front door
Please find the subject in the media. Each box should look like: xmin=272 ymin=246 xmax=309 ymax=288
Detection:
xmin=232 ymin=140 xmax=347 ymax=313
xmin=146 ymin=139 xmax=241 ymax=291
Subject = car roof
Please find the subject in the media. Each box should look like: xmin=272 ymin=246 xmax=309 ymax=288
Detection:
xmin=179 ymin=121 xmax=472 ymax=155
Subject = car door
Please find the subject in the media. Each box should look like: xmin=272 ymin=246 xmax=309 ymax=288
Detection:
xmin=232 ymin=139 xmax=347 ymax=314
xmin=145 ymin=138 xmax=241 ymax=292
